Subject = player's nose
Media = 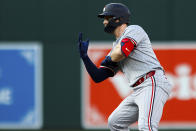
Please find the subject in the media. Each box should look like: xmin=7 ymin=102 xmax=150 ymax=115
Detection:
xmin=103 ymin=19 xmax=108 ymax=26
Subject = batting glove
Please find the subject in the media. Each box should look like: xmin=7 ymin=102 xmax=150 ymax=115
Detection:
xmin=78 ymin=32 xmax=89 ymax=58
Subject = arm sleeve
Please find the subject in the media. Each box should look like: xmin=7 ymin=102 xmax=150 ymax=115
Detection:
xmin=100 ymin=56 xmax=119 ymax=75
xmin=81 ymin=55 xmax=114 ymax=83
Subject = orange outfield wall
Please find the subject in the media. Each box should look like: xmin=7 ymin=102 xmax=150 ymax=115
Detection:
xmin=81 ymin=43 xmax=196 ymax=129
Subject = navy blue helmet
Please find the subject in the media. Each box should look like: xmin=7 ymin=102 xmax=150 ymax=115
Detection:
xmin=98 ymin=3 xmax=131 ymax=33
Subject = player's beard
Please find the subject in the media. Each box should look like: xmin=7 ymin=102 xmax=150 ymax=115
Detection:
xmin=104 ymin=19 xmax=122 ymax=34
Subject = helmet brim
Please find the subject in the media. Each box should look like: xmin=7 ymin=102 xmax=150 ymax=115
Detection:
xmin=98 ymin=12 xmax=113 ymax=18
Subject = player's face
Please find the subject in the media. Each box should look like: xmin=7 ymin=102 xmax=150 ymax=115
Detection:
xmin=103 ymin=16 xmax=120 ymax=27
xmin=103 ymin=16 xmax=113 ymax=27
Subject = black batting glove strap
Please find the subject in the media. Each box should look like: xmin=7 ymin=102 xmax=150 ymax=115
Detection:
xmin=100 ymin=56 xmax=119 ymax=74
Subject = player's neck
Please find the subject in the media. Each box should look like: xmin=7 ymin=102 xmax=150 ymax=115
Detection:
xmin=114 ymin=24 xmax=127 ymax=39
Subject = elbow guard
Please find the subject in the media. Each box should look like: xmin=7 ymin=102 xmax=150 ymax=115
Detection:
xmin=121 ymin=38 xmax=136 ymax=57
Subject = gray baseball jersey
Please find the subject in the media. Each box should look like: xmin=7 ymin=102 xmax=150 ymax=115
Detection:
xmin=114 ymin=25 xmax=163 ymax=87
xmin=107 ymin=25 xmax=172 ymax=131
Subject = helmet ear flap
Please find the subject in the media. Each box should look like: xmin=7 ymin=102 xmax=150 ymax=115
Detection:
xmin=119 ymin=17 xmax=129 ymax=25
xmin=112 ymin=17 xmax=125 ymax=25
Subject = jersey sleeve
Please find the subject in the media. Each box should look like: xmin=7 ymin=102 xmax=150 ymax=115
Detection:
xmin=123 ymin=25 xmax=146 ymax=46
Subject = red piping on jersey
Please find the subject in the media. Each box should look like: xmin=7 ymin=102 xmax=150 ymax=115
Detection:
xmin=148 ymin=76 xmax=155 ymax=131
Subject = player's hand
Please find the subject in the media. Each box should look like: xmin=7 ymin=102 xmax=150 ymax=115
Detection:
xmin=78 ymin=32 xmax=89 ymax=58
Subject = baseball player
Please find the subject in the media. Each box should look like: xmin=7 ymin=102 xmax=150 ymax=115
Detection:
xmin=78 ymin=3 xmax=172 ymax=131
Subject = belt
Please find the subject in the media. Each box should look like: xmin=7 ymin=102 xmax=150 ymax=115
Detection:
xmin=132 ymin=71 xmax=155 ymax=87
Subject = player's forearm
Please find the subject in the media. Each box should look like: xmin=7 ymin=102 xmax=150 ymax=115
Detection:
xmin=110 ymin=43 xmax=125 ymax=62
xmin=81 ymin=55 xmax=114 ymax=83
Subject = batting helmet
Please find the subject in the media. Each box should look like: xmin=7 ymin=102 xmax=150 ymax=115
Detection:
xmin=98 ymin=3 xmax=131 ymax=33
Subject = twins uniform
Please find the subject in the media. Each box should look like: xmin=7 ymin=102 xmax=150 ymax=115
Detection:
xmin=107 ymin=25 xmax=172 ymax=131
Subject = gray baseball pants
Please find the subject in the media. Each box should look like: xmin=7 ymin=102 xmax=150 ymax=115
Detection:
xmin=108 ymin=70 xmax=171 ymax=131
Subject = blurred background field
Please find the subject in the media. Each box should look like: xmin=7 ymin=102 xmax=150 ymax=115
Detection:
xmin=0 ymin=0 xmax=196 ymax=130
xmin=1 ymin=129 xmax=193 ymax=131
